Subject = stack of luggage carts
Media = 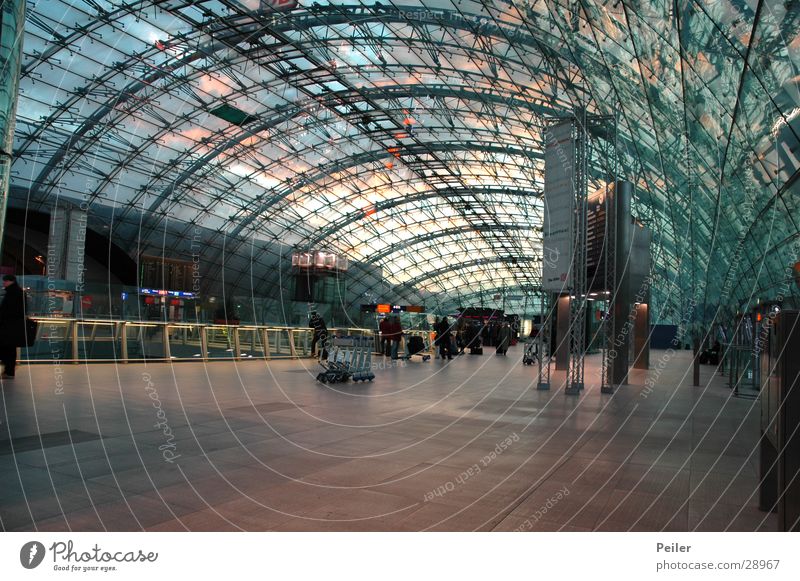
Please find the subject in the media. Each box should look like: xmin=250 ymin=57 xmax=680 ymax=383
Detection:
xmin=522 ymin=340 xmax=538 ymax=366
xmin=316 ymin=336 xmax=375 ymax=384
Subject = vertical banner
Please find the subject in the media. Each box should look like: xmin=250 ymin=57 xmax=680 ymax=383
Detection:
xmin=542 ymin=120 xmax=576 ymax=291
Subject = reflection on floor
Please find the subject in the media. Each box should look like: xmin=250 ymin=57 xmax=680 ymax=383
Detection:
xmin=0 ymin=349 xmax=776 ymax=531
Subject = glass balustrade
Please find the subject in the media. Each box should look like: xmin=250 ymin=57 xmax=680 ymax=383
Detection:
xmin=19 ymin=318 xmax=380 ymax=363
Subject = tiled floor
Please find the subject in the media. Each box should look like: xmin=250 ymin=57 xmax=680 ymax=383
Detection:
xmin=0 ymin=348 xmax=776 ymax=531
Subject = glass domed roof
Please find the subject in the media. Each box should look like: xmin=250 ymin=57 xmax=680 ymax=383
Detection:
xmin=10 ymin=0 xmax=800 ymax=318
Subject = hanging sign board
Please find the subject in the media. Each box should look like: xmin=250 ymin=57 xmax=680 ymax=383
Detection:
xmin=542 ymin=120 xmax=576 ymax=292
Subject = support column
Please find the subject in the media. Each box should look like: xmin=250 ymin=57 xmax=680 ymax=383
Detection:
xmin=776 ymin=311 xmax=800 ymax=531
xmin=633 ymin=301 xmax=650 ymax=369
xmin=537 ymin=290 xmax=551 ymax=390
xmin=118 ymin=322 xmax=128 ymax=363
xmin=200 ymin=325 xmax=208 ymax=360
xmin=609 ymin=180 xmax=632 ymax=387
xmin=566 ymin=111 xmax=589 ymax=395
xmin=233 ymin=327 xmax=241 ymax=360
xmin=0 ymin=0 xmax=25 ymax=257
xmin=555 ymin=295 xmax=570 ymax=370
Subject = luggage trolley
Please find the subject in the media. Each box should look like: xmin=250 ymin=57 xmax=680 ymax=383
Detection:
xmin=522 ymin=339 xmax=538 ymax=366
xmin=316 ymin=336 xmax=374 ymax=384
xmin=350 ymin=336 xmax=375 ymax=382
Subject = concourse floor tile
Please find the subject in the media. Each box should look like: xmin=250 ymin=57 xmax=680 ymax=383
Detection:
xmin=0 ymin=351 xmax=777 ymax=531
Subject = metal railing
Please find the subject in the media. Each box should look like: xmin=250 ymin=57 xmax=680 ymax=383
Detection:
xmin=726 ymin=343 xmax=760 ymax=399
xmin=22 ymin=318 xmax=382 ymax=363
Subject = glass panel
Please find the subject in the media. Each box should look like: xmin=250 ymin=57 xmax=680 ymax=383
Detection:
xmin=75 ymin=322 xmax=119 ymax=360
xmin=236 ymin=328 xmax=266 ymax=360
xmin=9 ymin=0 xmax=800 ymax=322
xmin=206 ymin=326 xmax=236 ymax=359
xmin=22 ymin=319 xmax=71 ymax=361
xmin=166 ymin=325 xmax=204 ymax=359
xmin=125 ymin=323 xmax=167 ymax=361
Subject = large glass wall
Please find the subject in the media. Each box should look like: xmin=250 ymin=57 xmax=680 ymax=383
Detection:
xmin=0 ymin=0 xmax=24 ymax=252
xmin=5 ymin=1 xmax=800 ymax=327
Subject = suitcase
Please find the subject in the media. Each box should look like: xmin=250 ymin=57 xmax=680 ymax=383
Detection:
xmin=408 ymin=335 xmax=425 ymax=355
xmin=470 ymin=346 xmax=483 ymax=355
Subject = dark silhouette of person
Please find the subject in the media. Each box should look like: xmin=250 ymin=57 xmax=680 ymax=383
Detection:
xmin=379 ymin=316 xmax=391 ymax=356
xmin=0 ymin=274 xmax=27 ymax=379
xmin=435 ymin=317 xmax=454 ymax=360
xmin=309 ymin=311 xmax=328 ymax=359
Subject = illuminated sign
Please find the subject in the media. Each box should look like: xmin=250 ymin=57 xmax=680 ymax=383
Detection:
xmin=291 ymin=250 xmax=348 ymax=272
xmin=362 ymin=304 xmax=426 ymax=314
xmin=139 ymin=288 xmax=196 ymax=299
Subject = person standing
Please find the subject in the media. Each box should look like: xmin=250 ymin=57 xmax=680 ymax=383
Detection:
xmin=496 ymin=322 xmax=512 ymax=356
xmin=309 ymin=311 xmax=328 ymax=360
xmin=388 ymin=315 xmax=403 ymax=359
xmin=455 ymin=317 xmax=467 ymax=355
xmin=435 ymin=316 xmax=454 ymax=360
xmin=0 ymin=275 xmax=27 ymax=379
xmin=379 ymin=316 xmax=391 ymax=356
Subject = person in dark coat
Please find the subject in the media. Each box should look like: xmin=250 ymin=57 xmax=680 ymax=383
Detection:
xmin=0 ymin=274 xmax=26 ymax=379
xmin=435 ymin=317 xmax=454 ymax=360
xmin=379 ymin=316 xmax=391 ymax=356
xmin=309 ymin=311 xmax=328 ymax=360
xmin=496 ymin=323 xmax=512 ymax=356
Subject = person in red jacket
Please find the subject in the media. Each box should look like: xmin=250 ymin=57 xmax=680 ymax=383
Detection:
xmin=388 ymin=315 xmax=403 ymax=359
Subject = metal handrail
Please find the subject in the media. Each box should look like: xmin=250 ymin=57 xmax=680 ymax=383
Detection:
xmin=22 ymin=317 xmax=386 ymax=364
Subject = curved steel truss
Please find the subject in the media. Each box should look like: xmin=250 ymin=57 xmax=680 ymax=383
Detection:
xmin=9 ymin=0 xmax=800 ymax=319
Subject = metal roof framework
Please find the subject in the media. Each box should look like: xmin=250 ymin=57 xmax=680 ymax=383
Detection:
xmin=10 ymin=0 xmax=800 ymax=318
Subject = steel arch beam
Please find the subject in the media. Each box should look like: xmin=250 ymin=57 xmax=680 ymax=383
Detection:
xmin=129 ymin=82 xmax=555 ymax=225
xmin=301 ymin=184 xmax=542 ymax=248
xmin=196 ymin=144 xmax=542 ymax=286
xmin=224 ymin=141 xmax=540 ymax=238
xmin=392 ymin=256 xmax=539 ymax=292
xmin=26 ymin=3 xmax=584 ymax=202
xmin=222 ymin=187 xmax=542 ymax=293
xmin=361 ymin=224 xmax=536 ymax=266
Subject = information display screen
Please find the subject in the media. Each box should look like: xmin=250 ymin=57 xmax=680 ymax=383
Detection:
xmin=361 ymin=304 xmax=425 ymax=313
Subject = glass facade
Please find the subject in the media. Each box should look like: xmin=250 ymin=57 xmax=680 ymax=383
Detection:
xmin=0 ymin=0 xmax=25 ymax=252
xmin=5 ymin=1 xmax=800 ymax=322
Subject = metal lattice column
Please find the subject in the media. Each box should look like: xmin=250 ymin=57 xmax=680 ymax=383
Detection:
xmin=601 ymin=180 xmax=617 ymax=393
xmin=566 ymin=111 xmax=589 ymax=395
xmin=601 ymin=115 xmax=619 ymax=394
xmin=537 ymin=289 xmax=552 ymax=390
